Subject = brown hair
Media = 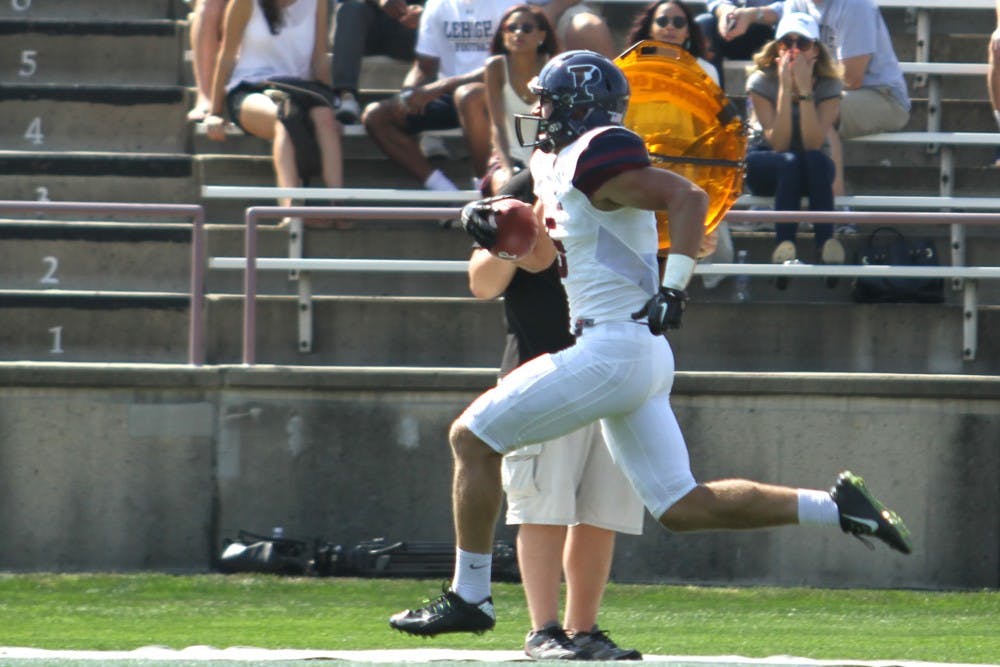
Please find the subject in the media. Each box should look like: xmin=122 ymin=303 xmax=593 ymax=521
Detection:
xmin=490 ymin=4 xmax=559 ymax=56
xmin=750 ymin=38 xmax=843 ymax=81
xmin=259 ymin=0 xmax=283 ymax=35
xmin=625 ymin=0 xmax=706 ymax=59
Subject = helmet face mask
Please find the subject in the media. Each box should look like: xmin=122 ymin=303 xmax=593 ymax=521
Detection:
xmin=514 ymin=50 xmax=630 ymax=152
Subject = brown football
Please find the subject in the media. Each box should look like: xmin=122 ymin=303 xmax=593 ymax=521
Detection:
xmin=491 ymin=198 xmax=539 ymax=260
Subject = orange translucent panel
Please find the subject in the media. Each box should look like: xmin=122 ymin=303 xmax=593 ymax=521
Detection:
xmin=615 ymin=41 xmax=746 ymax=250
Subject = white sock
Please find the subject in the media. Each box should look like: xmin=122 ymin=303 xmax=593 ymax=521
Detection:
xmin=994 ymin=109 xmax=1000 ymax=132
xmin=451 ymin=547 xmax=492 ymax=603
xmin=796 ymin=489 xmax=840 ymax=526
xmin=424 ymin=169 xmax=458 ymax=191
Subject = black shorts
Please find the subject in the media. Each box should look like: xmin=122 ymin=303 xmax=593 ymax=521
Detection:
xmin=402 ymin=93 xmax=459 ymax=134
xmin=226 ymin=78 xmax=337 ymax=133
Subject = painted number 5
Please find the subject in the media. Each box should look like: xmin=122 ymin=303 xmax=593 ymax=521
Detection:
xmin=19 ymin=50 xmax=37 ymax=77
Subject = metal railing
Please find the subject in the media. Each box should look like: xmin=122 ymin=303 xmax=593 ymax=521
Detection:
xmin=200 ymin=206 xmax=1000 ymax=365
xmin=0 ymin=200 xmax=206 ymax=365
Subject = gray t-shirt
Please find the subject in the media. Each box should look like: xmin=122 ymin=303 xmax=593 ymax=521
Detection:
xmin=746 ymin=68 xmax=843 ymax=152
xmin=775 ymin=0 xmax=910 ymax=111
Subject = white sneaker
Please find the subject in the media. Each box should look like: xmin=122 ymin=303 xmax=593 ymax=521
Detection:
xmin=419 ymin=133 xmax=450 ymax=160
xmin=336 ymin=92 xmax=360 ymax=125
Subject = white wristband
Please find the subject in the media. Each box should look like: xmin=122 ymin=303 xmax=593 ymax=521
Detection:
xmin=662 ymin=253 xmax=696 ymax=290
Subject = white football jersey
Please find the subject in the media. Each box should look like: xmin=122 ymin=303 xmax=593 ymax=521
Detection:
xmin=530 ymin=126 xmax=660 ymax=328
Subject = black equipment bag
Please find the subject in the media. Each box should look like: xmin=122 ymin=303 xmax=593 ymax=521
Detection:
xmin=851 ymin=227 xmax=945 ymax=304
xmin=217 ymin=529 xmax=309 ymax=576
xmin=343 ymin=538 xmax=520 ymax=582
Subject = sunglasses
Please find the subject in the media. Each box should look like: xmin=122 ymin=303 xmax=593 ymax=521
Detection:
xmin=654 ymin=15 xmax=688 ymax=29
xmin=780 ymin=35 xmax=815 ymax=50
xmin=504 ymin=22 xmax=538 ymax=34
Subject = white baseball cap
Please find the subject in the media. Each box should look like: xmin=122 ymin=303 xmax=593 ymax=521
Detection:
xmin=775 ymin=12 xmax=820 ymax=41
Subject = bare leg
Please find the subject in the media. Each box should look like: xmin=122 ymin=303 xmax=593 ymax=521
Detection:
xmin=449 ymin=422 xmax=504 ymax=554
xmin=236 ymin=93 xmax=299 ymax=208
xmin=516 ymin=524 xmax=567 ymax=630
xmin=989 ymin=32 xmax=1000 ymax=163
xmin=188 ymin=0 xmax=225 ymax=121
xmin=562 ymin=523 xmax=614 ymax=633
xmin=361 ymin=98 xmax=435 ymax=185
xmin=454 ymin=82 xmax=492 ymax=178
xmin=660 ymin=479 xmax=799 ymax=532
xmin=310 ymin=106 xmax=344 ymax=188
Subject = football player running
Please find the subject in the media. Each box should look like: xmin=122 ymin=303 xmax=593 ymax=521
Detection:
xmin=389 ymin=50 xmax=912 ymax=639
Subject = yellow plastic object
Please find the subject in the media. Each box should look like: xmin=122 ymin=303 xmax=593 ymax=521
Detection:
xmin=616 ymin=40 xmax=746 ymax=250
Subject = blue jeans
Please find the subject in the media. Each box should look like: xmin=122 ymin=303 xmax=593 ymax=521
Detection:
xmin=745 ymin=148 xmax=835 ymax=248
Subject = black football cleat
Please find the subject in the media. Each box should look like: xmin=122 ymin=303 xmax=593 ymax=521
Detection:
xmin=389 ymin=585 xmax=496 ymax=637
xmin=571 ymin=626 xmax=642 ymax=661
xmin=831 ymin=470 xmax=912 ymax=554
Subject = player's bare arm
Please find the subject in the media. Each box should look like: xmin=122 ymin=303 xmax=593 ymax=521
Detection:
xmin=591 ymin=166 xmax=708 ymax=261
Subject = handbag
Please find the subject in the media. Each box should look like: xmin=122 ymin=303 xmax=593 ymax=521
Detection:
xmin=851 ymin=227 xmax=945 ymax=303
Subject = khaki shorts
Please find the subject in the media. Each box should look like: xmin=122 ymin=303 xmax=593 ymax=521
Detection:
xmin=502 ymin=420 xmax=645 ymax=535
xmin=839 ymin=86 xmax=909 ymax=138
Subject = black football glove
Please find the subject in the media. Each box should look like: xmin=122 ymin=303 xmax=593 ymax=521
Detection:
xmin=631 ymin=287 xmax=689 ymax=335
xmin=460 ymin=195 xmax=517 ymax=250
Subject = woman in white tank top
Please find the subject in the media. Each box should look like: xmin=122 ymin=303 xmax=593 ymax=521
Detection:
xmin=481 ymin=4 xmax=559 ymax=196
xmin=204 ymin=0 xmax=344 ymax=222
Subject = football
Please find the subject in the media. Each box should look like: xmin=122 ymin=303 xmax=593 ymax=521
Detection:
xmin=490 ymin=197 xmax=539 ymax=260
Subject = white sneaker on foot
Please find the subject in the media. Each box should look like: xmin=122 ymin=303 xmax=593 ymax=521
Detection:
xmin=336 ymin=92 xmax=360 ymax=124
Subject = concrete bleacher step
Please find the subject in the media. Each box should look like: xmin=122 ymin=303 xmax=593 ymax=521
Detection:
xmin=195 ymin=153 xmax=474 ymax=223
xmin=1 ymin=84 xmax=187 ymax=153
xmin=197 ymin=293 xmax=999 ymax=373
xmin=0 ymin=290 xmax=189 ymax=363
xmin=203 ymin=221 xmax=474 ymax=296
xmin=0 ymin=19 xmax=182 ymax=86
xmin=0 ymin=151 xmax=196 ymax=209
xmin=0 ymin=222 xmax=193 ymax=292
xmin=202 ymin=294 xmax=506 ymax=366
xmin=0 ymin=0 xmax=184 ymax=20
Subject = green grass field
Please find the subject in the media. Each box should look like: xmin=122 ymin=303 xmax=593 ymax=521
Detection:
xmin=0 ymin=574 xmax=997 ymax=664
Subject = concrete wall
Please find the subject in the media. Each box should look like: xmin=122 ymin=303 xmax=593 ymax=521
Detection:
xmin=0 ymin=363 xmax=996 ymax=589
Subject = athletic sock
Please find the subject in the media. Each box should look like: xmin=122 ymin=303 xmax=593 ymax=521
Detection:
xmin=797 ymin=488 xmax=840 ymax=526
xmin=451 ymin=547 xmax=492 ymax=603
xmin=424 ymin=169 xmax=458 ymax=191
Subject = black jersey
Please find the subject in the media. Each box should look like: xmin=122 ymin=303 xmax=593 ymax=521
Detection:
xmin=498 ymin=260 xmax=575 ymax=377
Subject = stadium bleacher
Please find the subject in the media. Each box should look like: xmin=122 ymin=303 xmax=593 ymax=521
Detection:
xmin=2 ymin=0 xmax=1000 ymax=370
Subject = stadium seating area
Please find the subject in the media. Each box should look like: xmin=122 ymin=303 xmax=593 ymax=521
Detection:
xmin=2 ymin=0 xmax=999 ymax=372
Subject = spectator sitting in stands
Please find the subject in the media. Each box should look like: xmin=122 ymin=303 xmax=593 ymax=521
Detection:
xmin=328 ymin=0 xmax=424 ymax=125
xmin=988 ymin=0 xmax=1000 ymax=165
xmin=205 ymin=0 xmax=345 ymax=228
xmin=774 ymin=0 xmax=910 ymax=197
xmin=186 ymin=0 xmax=227 ymax=122
xmin=360 ymin=0 xmax=515 ymax=192
xmin=626 ymin=0 xmax=735 ymax=289
xmin=694 ymin=0 xmax=777 ymax=90
xmin=744 ymin=12 xmax=845 ymax=289
xmin=480 ymin=4 xmax=558 ymax=197
xmin=527 ymin=0 xmax=616 ymax=58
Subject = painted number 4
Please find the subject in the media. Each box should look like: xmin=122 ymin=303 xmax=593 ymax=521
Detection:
xmin=25 ymin=117 xmax=44 ymax=145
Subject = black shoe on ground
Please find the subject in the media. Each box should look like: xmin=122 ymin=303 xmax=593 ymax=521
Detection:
xmin=524 ymin=622 xmax=590 ymax=660
xmin=831 ymin=470 xmax=912 ymax=554
xmin=389 ymin=585 xmax=496 ymax=637
xmin=571 ymin=625 xmax=642 ymax=660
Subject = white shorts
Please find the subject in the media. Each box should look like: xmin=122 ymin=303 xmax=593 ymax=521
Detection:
xmin=502 ymin=421 xmax=645 ymax=535
xmin=458 ymin=321 xmax=698 ymax=519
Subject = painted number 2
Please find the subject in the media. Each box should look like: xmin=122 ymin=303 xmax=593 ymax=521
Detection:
xmin=40 ymin=256 xmax=59 ymax=284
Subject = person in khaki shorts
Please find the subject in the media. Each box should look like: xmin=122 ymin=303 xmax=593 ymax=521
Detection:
xmin=465 ymin=171 xmax=644 ymax=660
xmin=775 ymin=0 xmax=910 ymax=193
